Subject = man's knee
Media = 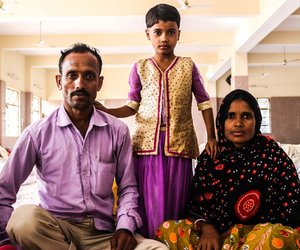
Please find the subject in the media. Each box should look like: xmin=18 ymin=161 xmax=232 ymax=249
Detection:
xmin=6 ymin=205 xmax=43 ymax=238
xmin=134 ymin=233 xmax=168 ymax=250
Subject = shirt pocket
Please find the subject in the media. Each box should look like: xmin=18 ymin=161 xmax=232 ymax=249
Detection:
xmin=91 ymin=161 xmax=116 ymax=198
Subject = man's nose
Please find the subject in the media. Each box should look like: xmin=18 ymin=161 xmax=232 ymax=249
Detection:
xmin=74 ymin=75 xmax=84 ymax=89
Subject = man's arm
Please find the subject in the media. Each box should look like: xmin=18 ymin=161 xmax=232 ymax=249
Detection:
xmin=109 ymin=125 xmax=141 ymax=250
xmin=0 ymin=129 xmax=36 ymax=246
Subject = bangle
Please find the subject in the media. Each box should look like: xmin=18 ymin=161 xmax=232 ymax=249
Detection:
xmin=194 ymin=218 xmax=206 ymax=225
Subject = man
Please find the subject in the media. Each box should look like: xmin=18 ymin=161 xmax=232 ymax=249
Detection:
xmin=0 ymin=43 xmax=167 ymax=250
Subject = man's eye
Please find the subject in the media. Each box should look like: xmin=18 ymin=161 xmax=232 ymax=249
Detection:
xmin=67 ymin=73 xmax=77 ymax=79
xmin=168 ymin=31 xmax=175 ymax=35
xmin=85 ymin=73 xmax=95 ymax=80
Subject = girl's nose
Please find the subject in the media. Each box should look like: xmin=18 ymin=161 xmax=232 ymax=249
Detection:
xmin=160 ymin=33 xmax=168 ymax=42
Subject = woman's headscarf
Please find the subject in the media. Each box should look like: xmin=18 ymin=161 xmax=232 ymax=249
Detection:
xmin=189 ymin=89 xmax=300 ymax=233
xmin=216 ymin=89 xmax=262 ymax=147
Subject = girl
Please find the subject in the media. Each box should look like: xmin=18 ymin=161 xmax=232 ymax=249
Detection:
xmin=95 ymin=4 xmax=218 ymax=238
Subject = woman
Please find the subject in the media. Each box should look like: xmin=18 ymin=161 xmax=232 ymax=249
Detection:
xmin=156 ymin=89 xmax=300 ymax=249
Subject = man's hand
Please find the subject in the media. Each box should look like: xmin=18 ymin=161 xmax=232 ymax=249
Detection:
xmin=205 ymin=138 xmax=219 ymax=160
xmin=110 ymin=229 xmax=137 ymax=250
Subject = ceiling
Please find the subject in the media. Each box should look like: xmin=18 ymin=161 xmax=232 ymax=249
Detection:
xmin=1 ymin=0 xmax=300 ymax=81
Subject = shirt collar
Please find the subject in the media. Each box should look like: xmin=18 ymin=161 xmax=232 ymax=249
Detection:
xmin=56 ymin=105 xmax=108 ymax=128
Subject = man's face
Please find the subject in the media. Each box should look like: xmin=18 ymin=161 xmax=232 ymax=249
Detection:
xmin=56 ymin=52 xmax=103 ymax=111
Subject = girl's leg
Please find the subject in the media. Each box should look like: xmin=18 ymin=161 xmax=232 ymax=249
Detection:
xmin=134 ymin=131 xmax=193 ymax=239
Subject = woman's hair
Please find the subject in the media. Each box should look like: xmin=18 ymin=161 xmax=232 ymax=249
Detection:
xmin=145 ymin=4 xmax=181 ymax=28
xmin=58 ymin=43 xmax=102 ymax=75
xmin=217 ymin=89 xmax=262 ymax=136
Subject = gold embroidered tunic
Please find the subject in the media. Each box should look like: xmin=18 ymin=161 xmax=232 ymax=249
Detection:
xmin=126 ymin=57 xmax=212 ymax=159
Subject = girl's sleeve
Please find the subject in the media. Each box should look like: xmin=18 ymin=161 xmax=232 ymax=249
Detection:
xmin=191 ymin=63 xmax=212 ymax=111
xmin=126 ymin=63 xmax=142 ymax=111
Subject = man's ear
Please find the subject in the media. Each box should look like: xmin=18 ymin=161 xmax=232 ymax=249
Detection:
xmin=145 ymin=28 xmax=150 ymax=40
xmin=97 ymin=76 xmax=104 ymax=91
xmin=56 ymin=75 xmax=62 ymax=90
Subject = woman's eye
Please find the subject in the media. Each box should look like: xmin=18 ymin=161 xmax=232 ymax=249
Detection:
xmin=226 ymin=113 xmax=235 ymax=119
xmin=243 ymin=113 xmax=253 ymax=119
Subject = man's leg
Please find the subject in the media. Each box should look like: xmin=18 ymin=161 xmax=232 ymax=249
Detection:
xmin=134 ymin=233 xmax=168 ymax=250
xmin=6 ymin=205 xmax=71 ymax=250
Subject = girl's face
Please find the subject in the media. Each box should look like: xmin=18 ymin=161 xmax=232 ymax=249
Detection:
xmin=145 ymin=20 xmax=180 ymax=57
xmin=224 ymin=99 xmax=256 ymax=148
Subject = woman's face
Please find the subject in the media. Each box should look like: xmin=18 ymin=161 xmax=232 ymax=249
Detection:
xmin=224 ymin=99 xmax=256 ymax=148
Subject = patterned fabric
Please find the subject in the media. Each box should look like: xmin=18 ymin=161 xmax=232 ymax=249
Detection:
xmin=189 ymin=89 xmax=300 ymax=233
xmin=222 ymin=223 xmax=300 ymax=250
xmin=155 ymin=220 xmax=300 ymax=250
xmin=130 ymin=56 xmax=211 ymax=158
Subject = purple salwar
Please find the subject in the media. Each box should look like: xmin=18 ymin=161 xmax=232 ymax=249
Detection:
xmin=134 ymin=131 xmax=193 ymax=238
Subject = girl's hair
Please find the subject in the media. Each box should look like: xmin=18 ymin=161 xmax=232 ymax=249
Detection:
xmin=145 ymin=4 xmax=181 ymax=28
xmin=58 ymin=43 xmax=102 ymax=75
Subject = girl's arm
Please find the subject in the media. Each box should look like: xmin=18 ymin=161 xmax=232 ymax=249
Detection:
xmin=202 ymin=108 xmax=219 ymax=159
xmin=94 ymin=101 xmax=136 ymax=118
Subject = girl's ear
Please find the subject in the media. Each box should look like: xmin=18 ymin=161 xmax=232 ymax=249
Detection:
xmin=145 ymin=28 xmax=150 ymax=40
xmin=56 ymin=75 xmax=62 ymax=90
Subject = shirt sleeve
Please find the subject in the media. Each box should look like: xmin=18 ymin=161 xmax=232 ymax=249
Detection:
xmin=0 ymin=128 xmax=36 ymax=239
xmin=114 ymin=125 xmax=142 ymax=233
xmin=125 ymin=63 xmax=142 ymax=111
xmin=191 ymin=63 xmax=212 ymax=111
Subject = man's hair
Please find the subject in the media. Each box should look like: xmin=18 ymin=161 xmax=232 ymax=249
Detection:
xmin=58 ymin=43 xmax=102 ymax=75
xmin=145 ymin=4 xmax=181 ymax=28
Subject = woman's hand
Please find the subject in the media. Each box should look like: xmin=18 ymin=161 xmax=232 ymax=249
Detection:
xmin=196 ymin=223 xmax=221 ymax=250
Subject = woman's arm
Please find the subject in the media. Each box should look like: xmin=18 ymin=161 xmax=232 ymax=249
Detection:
xmin=194 ymin=220 xmax=222 ymax=250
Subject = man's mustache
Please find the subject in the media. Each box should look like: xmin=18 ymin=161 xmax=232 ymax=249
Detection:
xmin=71 ymin=90 xmax=90 ymax=97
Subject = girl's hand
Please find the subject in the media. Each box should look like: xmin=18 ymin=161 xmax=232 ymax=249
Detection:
xmin=94 ymin=100 xmax=106 ymax=111
xmin=205 ymin=138 xmax=219 ymax=160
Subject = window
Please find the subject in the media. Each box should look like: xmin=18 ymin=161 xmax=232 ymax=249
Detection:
xmin=257 ymin=97 xmax=271 ymax=134
xmin=5 ymin=87 xmax=20 ymax=136
xmin=32 ymin=96 xmax=41 ymax=123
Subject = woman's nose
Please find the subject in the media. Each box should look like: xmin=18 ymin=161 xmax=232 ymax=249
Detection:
xmin=235 ymin=118 xmax=243 ymax=127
